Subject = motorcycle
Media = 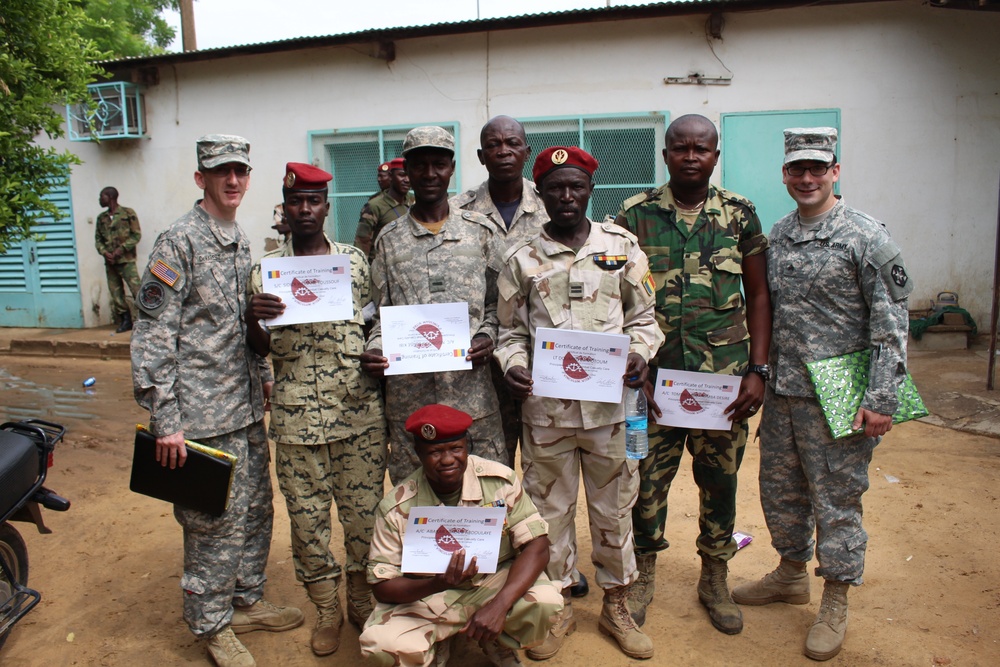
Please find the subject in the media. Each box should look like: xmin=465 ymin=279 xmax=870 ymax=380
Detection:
xmin=0 ymin=419 xmax=71 ymax=650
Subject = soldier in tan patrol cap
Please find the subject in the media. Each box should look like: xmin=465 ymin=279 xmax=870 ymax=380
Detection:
xmin=732 ymin=127 xmax=913 ymax=661
xmin=361 ymin=126 xmax=507 ymax=486
xmin=360 ymin=403 xmax=562 ymax=667
xmin=132 ymin=135 xmax=303 ymax=667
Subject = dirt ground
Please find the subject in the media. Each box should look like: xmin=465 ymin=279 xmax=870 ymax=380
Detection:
xmin=1 ymin=355 xmax=998 ymax=667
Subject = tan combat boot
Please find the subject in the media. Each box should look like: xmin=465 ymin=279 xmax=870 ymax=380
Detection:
xmin=804 ymin=581 xmax=850 ymax=661
xmin=306 ymin=579 xmax=344 ymax=656
xmin=206 ymin=627 xmax=256 ymax=667
xmin=526 ymin=590 xmax=575 ymax=660
xmin=732 ymin=558 xmax=810 ymax=606
xmin=626 ymin=552 xmax=657 ymax=626
xmin=345 ymin=571 xmax=375 ymax=629
xmin=697 ymin=554 xmax=743 ymax=635
xmin=480 ymin=638 xmax=523 ymax=666
xmin=231 ymin=598 xmax=305 ymax=634
xmin=598 ymin=585 xmax=654 ymax=659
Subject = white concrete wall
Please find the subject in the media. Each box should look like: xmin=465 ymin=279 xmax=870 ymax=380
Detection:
xmin=46 ymin=0 xmax=1000 ymax=327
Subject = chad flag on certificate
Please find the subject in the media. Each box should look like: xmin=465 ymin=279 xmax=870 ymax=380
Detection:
xmin=413 ymin=517 xmax=429 ymax=525
xmin=541 ymin=341 xmax=555 ymax=350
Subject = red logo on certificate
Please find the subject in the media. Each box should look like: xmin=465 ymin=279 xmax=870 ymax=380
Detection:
xmin=416 ymin=322 xmax=444 ymax=349
xmin=435 ymin=524 xmax=462 ymax=553
xmin=679 ymin=388 xmax=704 ymax=413
xmin=562 ymin=352 xmax=590 ymax=381
xmin=290 ymin=277 xmax=319 ymax=304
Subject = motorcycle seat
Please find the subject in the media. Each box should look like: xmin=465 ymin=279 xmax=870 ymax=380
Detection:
xmin=0 ymin=429 xmax=39 ymax=520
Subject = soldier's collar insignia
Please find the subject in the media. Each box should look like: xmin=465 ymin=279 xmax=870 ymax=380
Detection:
xmin=594 ymin=255 xmax=628 ymax=270
xmin=421 ymin=424 xmax=437 ymax=440
xmin=552 ymin=149 xmax=568 ymax=165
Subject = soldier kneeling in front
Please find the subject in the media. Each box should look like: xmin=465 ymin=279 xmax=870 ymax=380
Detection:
xmin=360 ymin=404 xmax=563 ymax=666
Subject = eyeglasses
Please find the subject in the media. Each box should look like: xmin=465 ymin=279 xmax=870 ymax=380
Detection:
xmin=205 ymin=165 xmax=252 ymax=178
xmin=785 ymin=163 xmax=834 ymax=177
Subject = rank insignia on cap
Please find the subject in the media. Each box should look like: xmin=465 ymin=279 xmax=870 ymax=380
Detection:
xmin=642 ymin=270 xmax=656 ymax=296
xmin=552 ymin=149 xmax=568 ymax=165
xmin=421 ymin=424 xmax=437 ymax=440
xmin=284 ymin=171 xmax=296 ymax=188
xmin=150 ymin=259 xmax=180 ymax=287
xmin=594 ymin=255 xmax=628 ymax=270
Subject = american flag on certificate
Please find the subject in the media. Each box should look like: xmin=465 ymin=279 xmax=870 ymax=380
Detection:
xmin=608 ymin=347 xmax=623 ymax=357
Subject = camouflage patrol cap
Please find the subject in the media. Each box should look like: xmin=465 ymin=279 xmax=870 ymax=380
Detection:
xmin=197 ymin=134 xmax=251 ymax=170
xmin=402 ymin=126 xmax=455 ymax=156
xmin=783 ymin=127 xmax=837 ymax=164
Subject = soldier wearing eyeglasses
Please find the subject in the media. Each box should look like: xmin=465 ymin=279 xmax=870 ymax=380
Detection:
xmin=731 ymin=128 xmax=912 ymax=661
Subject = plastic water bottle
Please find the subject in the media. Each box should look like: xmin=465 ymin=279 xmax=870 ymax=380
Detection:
xmin=625 ymin=386 xmax=648 ymax=460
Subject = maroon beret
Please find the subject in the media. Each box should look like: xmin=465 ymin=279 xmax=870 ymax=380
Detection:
xmin=388 ymin=157 xmax=405 ymax=171
xmin=405 ymin=404 xmax=473 ymax=445
xmin=532 ymin=146 xmax=599 ymax=184
xmin=378 ymin=161 xmax=391 ymax=173
xmin=283 ymin=162 xmax=332 ymax=191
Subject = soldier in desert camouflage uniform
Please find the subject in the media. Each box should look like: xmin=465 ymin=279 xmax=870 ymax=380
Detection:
xmin=732 ymin=128 xmax=912 ymax=661
xmin=246 ymin=163 xmax=388 ymax=657
xmin=361 ymin=126 xmax=506 ymax=485
xmin=615 ymin=114 xmax=772 ymax=635
xmin=495 ymin=147 xmax=663 ymax=660
xmin=96 ymin=186 xmax=142 ymax=332
xmin=354 ymin=157 xmax=413 ymax=258
xmin=131 ymin=135 xmax=302 ymax=667
xmin=360 ymin=404 xmax=562 ymax=667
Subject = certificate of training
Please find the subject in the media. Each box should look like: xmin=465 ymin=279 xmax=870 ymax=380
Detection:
xmin=652 ymin=368 xmax=739 ymax=431
xmin=380 ymin=302 xmax=473 ymax=376
xmin=401 ymin=506 xmax=507 ymax=574
xmin=261 ymin=255 xmax=353 ymax=326
xmin=529 ymin=327 xmax=630 ymax=403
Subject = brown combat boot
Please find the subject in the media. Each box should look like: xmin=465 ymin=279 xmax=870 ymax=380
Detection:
xmin=626 ymin=552 xmax=657 ymax=626
xmin=231 ymin=598 xmax=305 ymax=634
xmin=306 ymin=579 xmax=343 ymax=656
xmin=206 ymin=627 xmax=256 ymax=667
xmin=732 ymin=558 xmax=810 ymax=606
xmin=598 ymin=585 xmax=654 ymax=659
xmin=480 ymin=638 xmax=523 ymax=666
xmin=697 ymin=554 xmax=743 ymax=635
xmin=526 ymin=591 xmax=575 ymax=660
xmin=345 ymin=571 xmax=375 ymax=629
xmin=804 ymin=581 xmax=850 ymax=661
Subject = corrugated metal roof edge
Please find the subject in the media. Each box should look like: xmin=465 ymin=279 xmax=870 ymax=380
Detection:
xmin=100 ymin=0 xmax=891 ymax=70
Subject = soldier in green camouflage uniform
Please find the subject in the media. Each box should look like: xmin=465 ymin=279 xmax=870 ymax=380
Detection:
xmin=732 ymin=128 xmax=912 ymax=661
xmin=360 ymin=404 xmax=562 ymax=667
xmin=246 ymin=163 xmax=388 ymax=657
xmin=361 ymin=126 xmax=506 ymax=485
xmin=615 ymin=114 xmax=772 ymax=635
xmin=96 ymin=187 xmax=141 ymax=332
xmin=132 ymin=135 xmax=302 ymax=667
xmin=354 ymin=157 xmax=413 ymax=259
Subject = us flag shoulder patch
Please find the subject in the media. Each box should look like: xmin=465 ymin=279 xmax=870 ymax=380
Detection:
xmin=150 ymin=259 xmax=180 ymax=287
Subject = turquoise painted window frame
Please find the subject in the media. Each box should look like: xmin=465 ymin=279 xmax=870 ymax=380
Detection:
xmin=66 ymin=82 xmax=146 ymax=141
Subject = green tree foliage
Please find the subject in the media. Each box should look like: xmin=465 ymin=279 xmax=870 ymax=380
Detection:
xmin=79 ymin=0 xmax=178 ymax=58
xmin=0 ymin=1 xmax=106 ymax=253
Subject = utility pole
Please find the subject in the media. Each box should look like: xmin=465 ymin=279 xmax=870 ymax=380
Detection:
xmin=180 ymin=0 xmax=197 ymax=52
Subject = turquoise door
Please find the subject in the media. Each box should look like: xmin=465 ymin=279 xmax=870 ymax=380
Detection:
xmin=720 ymin=110 xmax=840 ymax=233
xmin=0 ymin=184 xmax=84 ymax=327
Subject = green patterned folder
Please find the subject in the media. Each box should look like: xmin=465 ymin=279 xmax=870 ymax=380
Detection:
xmin=805 ymin=349 xmax=928 ymax=439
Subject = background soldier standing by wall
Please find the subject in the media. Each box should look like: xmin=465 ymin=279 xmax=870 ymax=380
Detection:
xmin=96 ymin=186 xmax=141 ymax=332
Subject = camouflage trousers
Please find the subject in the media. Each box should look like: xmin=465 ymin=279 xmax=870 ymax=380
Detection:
xmin=633 ymin=419 xmax=748 ymax=561
xmin=105 ymin=260 xmax=140 ymax=318
xmin=522 ymin=423 xmax=639 ymax=590
xmin=359 ymin=565 xmax=563 ymax=666
xmin=387 ymin=411 xmax=505 ymax=485
xmin=174 ymin=421 xmax=274 ymax=637
xmin=491 ymin=361 xmax=520 ymax=467
xmin=275 ymin=425 xmax=387 ymax=584
xmin=758 ymin=386 xmax=875 ymax=584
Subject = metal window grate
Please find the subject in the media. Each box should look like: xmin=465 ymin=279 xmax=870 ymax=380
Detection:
xmin=521 ymin=113 xmax=667 ymax=221
xmin=317 ymin=124 xmax=460 ymax=244
xmin=66 ymin=82 xmax=146 ymax=141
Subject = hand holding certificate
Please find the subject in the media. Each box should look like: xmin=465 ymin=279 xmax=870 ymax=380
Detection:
xmin=261 ymin=255 xmax=353 ymax=326
xmin=401 ymin=506 xmax=506 ymax=574
xmin=381 ymin=302 xmax=473 ymax=376
xmin=651 ymin=368 xmax=739 ymax=431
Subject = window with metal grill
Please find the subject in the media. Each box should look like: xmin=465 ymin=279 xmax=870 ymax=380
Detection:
xmin=310 ymin=123 xmax=461 ymax=244
xmin=520 ymin=113 xmax=668 ymax=221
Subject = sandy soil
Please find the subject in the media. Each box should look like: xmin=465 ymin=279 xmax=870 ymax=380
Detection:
xmin=0 ymin=355 xmax=998 ymax=667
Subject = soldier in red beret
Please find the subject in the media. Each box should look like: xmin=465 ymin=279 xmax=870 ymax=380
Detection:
xmin=374 ymin=162 xmax=392 ymax=196
xmin=246 ymin=162 xmax=388 ymax=657
xmin=355 ymin=158 xmax=413 ymax=258
xmin=495 ymin=147 xmax=664 ymax=660
xmin=361 ymin=404 xmax=563 ymax=666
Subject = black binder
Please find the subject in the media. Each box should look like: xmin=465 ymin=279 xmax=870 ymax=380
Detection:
xmin=129 ymin=426 xmax=236 ymax=517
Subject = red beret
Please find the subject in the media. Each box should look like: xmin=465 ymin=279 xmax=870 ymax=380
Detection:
xmin=388 ymin=157 xmax=405 ymax=171
xmin=378 ymin=162 xmax=391 ymax=173
xmin=283 ymin=162 xmax=332 ymax=191
xmin=405 ymin=404 xmax=473 ymax=444
xmin=532 ymin=146 xmax=599 ymax=184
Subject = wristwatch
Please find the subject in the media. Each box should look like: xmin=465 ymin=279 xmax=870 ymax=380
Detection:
xmin=747 ymin=364 xmax=771 ymax=382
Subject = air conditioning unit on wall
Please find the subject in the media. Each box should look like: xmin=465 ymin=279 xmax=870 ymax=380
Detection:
xmin=66 ymin=82 xmax=146 ymax=141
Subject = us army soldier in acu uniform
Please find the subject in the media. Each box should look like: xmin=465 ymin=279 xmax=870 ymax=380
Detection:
xmin=616 ymin=114 xmax=772 ymax=635
xmin=131 ymin=135 xmax=303 ymax=667
xmin=96 ymin=186 xmax=141 ymax=332
xmin=732 ymin=128 xmax=912 ymax=661
xmin=246 ymin=162 xmax=388 ymax=657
